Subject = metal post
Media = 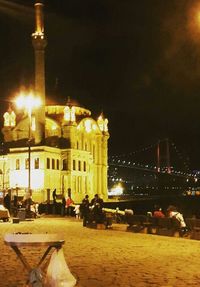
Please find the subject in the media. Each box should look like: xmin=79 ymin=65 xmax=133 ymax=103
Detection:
xmin=28 ymin=143 xmax=31 ymax=193
xmin=28 ymin=108 xmax=32 ymax=194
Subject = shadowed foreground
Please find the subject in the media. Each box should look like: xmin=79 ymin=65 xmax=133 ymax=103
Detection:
xmin=0 ymin=216 xmax=200 ymax=287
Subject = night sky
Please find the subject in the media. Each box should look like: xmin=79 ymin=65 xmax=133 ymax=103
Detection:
xmin=1 ymin=0 xmax=200 ymax=169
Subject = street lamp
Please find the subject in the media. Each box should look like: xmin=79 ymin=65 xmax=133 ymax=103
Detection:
xmin=15 ymin=92 xmax=41 ymax=194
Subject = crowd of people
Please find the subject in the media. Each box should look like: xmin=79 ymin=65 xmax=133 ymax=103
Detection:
xmin=1 ymin=191 xmax=39 ymax=219
xmin=51 ymin=188 xmax=104 ymax=226
xmin=81 ymin=194 xmax=104 ymax=226
xmin=1 ymin=187 xmax=190 ymax=236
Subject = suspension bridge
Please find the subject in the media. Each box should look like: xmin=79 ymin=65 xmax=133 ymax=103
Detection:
xmin=108 ymin=139 xmax=199 ymax=197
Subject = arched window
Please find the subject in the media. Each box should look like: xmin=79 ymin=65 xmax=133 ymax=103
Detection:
xmin=63 ymin=159 xmax=67 ymax=170
xmin=47 ymin=158 xmax=50 ymax=169
xmin=52 ymin=159 xmax=55 ymax=170
xmin=34 ymin=158 xmax=39 ymax=169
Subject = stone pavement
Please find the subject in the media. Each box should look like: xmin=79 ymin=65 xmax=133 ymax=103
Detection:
xmin=1 ymin=216 xmax=200 ymax=287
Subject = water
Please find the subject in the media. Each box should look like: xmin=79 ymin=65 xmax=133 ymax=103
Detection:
xmin=104 ymin=195 xmax=200 ymax=218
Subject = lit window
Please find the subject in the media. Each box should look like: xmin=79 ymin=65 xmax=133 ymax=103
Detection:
xmin=47 ymin=158 xmax=50 ymax=169
xmin=10 ymin=111 xmax=16 ymax=127
xmin=92 ymin=124 xmax=97 ymax=130
xmin=84 ymin=161 xmax=86 ymax=172
xmin=3 ymin=111 xmax=16 ymax=127
xmin=63 ymin=159 xmax=67 ymax=170
xmin=16 ymin=159 xmax=20 ymax=170
xmin=52 ymin=159 xmax=55 ymax=170
xmin=34 ymin=158 xmax=39 ymax=169
xmin=104 ymin=118 xmax=108 ymax=132
xmin=64 ymin=106 xmax=70 ymax=121
xmin=3 ymin=112 xmax=10 ymax=127
xmin=85 ymin=119 xmax=92 ymax=132
xmin=97 ymin=115 xmax=104 ymax=131
xmin=73 ymin=160 xmax=76 ymax=170
xmin=78 ymin=161 xmax=81 ymax=171
xmin=52 ymin=124 xmax=57 ymax=130
xmin=71 ymin=106 xmax=76 ymax=121
xmin=64 ymin=106 xmax=76 ymax=122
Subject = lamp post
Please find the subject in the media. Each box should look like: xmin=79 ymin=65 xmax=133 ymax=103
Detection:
xmin=16 ymin=92 xmax=41 ymax=194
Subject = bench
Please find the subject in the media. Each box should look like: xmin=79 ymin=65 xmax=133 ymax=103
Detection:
xmin=125 ymin=215 xmax=187 ymax=237
xmin=125 ymin=214 xmax=151 ymax=233
xmin=149 ymin=217 xmax=181 ymax=237
xmin=186 ymin=218 xmax=200 ymax=240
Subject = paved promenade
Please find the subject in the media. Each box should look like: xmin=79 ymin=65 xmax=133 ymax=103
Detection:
xmin=1 ymin=216 xmax=200 ymax=286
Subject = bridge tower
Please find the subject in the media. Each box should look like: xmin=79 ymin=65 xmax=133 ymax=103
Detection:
xmin=157 ymin=138 xmax=171 ymax=174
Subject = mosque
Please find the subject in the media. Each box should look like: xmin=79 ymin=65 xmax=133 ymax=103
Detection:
xmin=0 ymin=1 xmax=109 ymax=203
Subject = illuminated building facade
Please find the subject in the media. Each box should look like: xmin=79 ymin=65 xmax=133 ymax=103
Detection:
xmin=0 ymin=1 xmax=109 ymax=203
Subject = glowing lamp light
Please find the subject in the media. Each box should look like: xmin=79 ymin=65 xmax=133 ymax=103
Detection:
xmin=16 ymin=92 xmax=41 ymax=113
xmin=109 ymin=183 xmax=124 ymax=196
xmin=15 ymin=91 xmax=41 ymax=194
xmin=64 ymin=106 xmax=76 ymax=122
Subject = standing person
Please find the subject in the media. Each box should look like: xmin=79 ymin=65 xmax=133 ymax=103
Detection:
xmin=91 ymin=194 xmax=104 ymax=224
xmin=91 ymin=194 xmax=103 ymax=209
xmin=65 ymin=195 xmax=74 ymax=216
xmin=52 ymin=188 xmax=57 ymax=215
xmin=3 ymin=192 xmax=11 ymax=212
xmin=74 ymin=204 xmax=80 ymax=219
xmin=52 ymin=189 xmax=57 ymax=204
xmin=81 ymin=195 xmax=90 ymax=227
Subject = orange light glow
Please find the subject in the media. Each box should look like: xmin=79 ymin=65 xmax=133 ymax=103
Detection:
xmin=187 ymin=2 xmax=200 ymax=42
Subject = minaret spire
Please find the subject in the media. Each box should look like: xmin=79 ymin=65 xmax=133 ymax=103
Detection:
xmin=32 ymin=0 xmax=47 ymax=144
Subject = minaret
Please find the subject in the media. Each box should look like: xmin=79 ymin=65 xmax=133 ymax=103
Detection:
xmin=32 ymin=0 xmax=47 ymax=144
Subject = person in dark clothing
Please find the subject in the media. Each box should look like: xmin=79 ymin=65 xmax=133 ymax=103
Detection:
xmin=81 ymin=195 xmax=90 ymax=227
xmin=91 ymin=194 xmax=103 ymax=209
xmin=52 ymin=189 xmax=57 ymax=214
xmin=3 ymin=192 xmax=11 ymax=212
xmin=52 ymin=189 xmax=57 ymax=204
xmin=91 ymin=194 xmax=104 ymax=224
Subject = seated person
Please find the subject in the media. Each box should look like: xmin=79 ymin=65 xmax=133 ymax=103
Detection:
xmin=153 ymin=205 xmax=165 ymax=218
xmin=167 ymin=205 xmax=186 ymax=229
